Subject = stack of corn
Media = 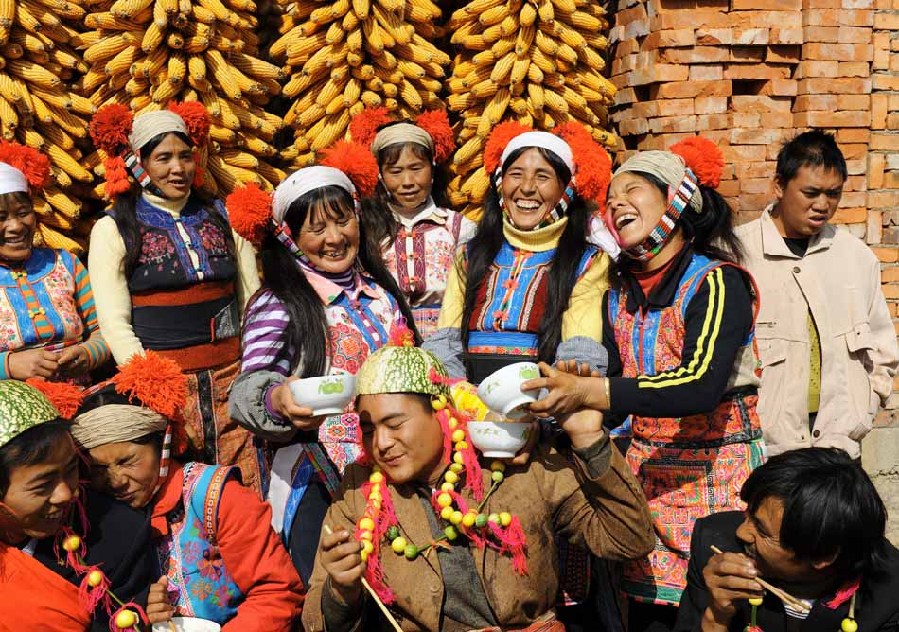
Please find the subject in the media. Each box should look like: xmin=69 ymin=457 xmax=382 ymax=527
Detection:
xmin=79 ymin=0 xmax=287 ymax=198
xmin=271 ymin=0 xmax=450 ymax=169
xmin=0 ymin=0 xmax=96 ymax=252
xmin=445 ymin=0 xmax=617 ymax=215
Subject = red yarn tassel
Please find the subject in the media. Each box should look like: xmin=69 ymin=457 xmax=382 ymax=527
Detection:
xmin=78 ymin=568 xmax=112 ymax=616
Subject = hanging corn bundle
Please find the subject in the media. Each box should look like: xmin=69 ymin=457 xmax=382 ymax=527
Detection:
xmin=271 ymin=0 xmax=451 ymax=169
xmin=79 ymin=0 xmax=287 ymax=199
xmin=445 ymin=0 xmax=617 ymax=216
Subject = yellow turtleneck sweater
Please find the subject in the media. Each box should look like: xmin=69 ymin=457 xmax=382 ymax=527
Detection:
xmin=436 ymin=217 xmax=609 ymax=343
xmin=87 ymin=192 xmax=260 ymax=365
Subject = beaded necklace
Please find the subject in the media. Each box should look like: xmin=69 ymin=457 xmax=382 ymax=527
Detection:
xmin=354 ymin=394 xmax=527 ymax=605
xmin=744 ymin=588 xmax=858 ymax=632
xmin=55 ymin=500 xmax=148 ymax=631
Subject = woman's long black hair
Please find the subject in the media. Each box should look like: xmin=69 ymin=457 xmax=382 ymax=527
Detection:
xmin=629 ymin=171 xmax=743 ymax=264
xmin=459 ymin=147 xmax=593 ymax=365
xmin=361 ymin=126 xmax=451 ymax=252
xmin=259 ymin=185 xmax=420 ymax=377
xmin=110 ymin=131 xmax=236 ymax=276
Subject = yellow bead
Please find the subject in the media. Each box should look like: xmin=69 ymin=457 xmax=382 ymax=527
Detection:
xmin=444 ymin=471 xmax=459 ymax=485
xmin=62 ymin=535 xmax=81 ymax=552
xmin=453 ymin=452 xmax=465 ymax=465
xmin=115 ymin=610 xmax=138 ymax=629
xmin=87 ymin=570 xmax=105 ymax=588
xmin=432 ymin=396 xmax=447 ymax=411
xmin=841 ymin=619 xmax=858 ymax=632
xmin=360 ymin=530 xmax=373 ymax=541
xmin=748 ymin=597 xmax=763 ymax=607
xmin=441 ymin=482 xmax=455 ymax=492
xmin=451 ymin=429 xmax=466 ymax=443
xmin=369 ymin=472 xmax=384 ymax=484
xmin=359 ymin=517 xmax=375 ymax=532
xmin=369 ymin=490 xmax=382 ymax=502
xmin=437 ymin=492 xmax=453 ymax=507
xmin=361 ymin=539 xmax=374 ymax=554
xmin=450 ymin=511 xmax=463 ymax=525
xmin=491 ymin=470 xmax=504 ymax=483
xmin=462 ymin=512 xmax=477 ymax=527
xmin=391 ymin=537 xmax=408 ymax=554
xmin=360 ymin=549 xmax=369 ymax=562
xmin=490 ymin=461 xmax=506 ymax=472
xmin=441 ymin=506 xmax=454 ymax=520
xmin=448 ymin=417 xmax=459 ymax=430
xmin=372 ymin=464 xmax=381 ymax=473
xmin=371 ymin=498 xmax=382 ymax=509
xmin=455 ymin=441 xmax=468 ymax=450
xmin=450 ymin=463 xmax=464 ymax=473
xmin=499 ymin=512 xmax=512 ymax=527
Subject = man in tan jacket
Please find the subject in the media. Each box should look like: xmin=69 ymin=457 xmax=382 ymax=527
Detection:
xmin=302 ymin=339 xmax=654 ymax=632
xmin=735 ymin=130 xmax=898 ymax=459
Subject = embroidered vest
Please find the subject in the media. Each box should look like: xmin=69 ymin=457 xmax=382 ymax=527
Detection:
xmin=609 ymin=254 xmax=762 ymax=446
xmin=160 ymin=462 xmax=244 ymax=623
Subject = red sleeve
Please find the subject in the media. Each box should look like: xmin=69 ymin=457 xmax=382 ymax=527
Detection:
xmin=215 ymin=479 xmax=305 ymax=631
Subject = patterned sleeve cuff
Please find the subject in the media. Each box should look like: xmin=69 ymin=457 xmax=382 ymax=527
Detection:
xmin=264 ymin=382 xmax=290 ymax=426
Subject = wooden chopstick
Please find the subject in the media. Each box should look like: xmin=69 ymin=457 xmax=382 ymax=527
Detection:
xmin=323 ymin=525 xmax=403 ymax=632
xmin=710 ymin=546 xmax=811 ymax=614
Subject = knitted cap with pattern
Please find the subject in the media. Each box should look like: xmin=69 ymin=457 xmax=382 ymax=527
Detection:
xmin=0 ymin=380 xmax=60 ymax=448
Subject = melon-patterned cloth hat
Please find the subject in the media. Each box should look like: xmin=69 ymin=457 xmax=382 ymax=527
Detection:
xmin=355 ymin=343 xmax=450 ymax=400
xmin=0 ymin=380 xmax=60 ymax=447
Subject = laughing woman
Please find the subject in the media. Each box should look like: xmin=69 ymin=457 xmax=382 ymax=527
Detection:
xmin=87 ymin=104 xmax=261 ymax=491
xmin=0 ymin=144 xmax=109 ymax=383
xmin=525 ymin=138 xmax=765 ymax=631
xmin=424 ymin=121 xmax=611 ymax=384
xmin=227 ymin=143 xmax=417 ymax=585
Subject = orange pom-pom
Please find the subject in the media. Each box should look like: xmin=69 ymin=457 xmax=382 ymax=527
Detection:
xmin=388 ymin=320 xmax=416 ymax=347
xmin=555 ymin=122 xmax=612 ymax=204
xmin=349 ymin=107 xmax=393 ymax=149
xmin=0 ymin=142 xmax=50 ymax=190
xmin=103 ymin=156 xmax=132 ymax=199
xmin=25 ymin=378 xmax=83 ymax=420
xmin=670 ymin=136 xmax=724 ymax=189
xmin=191 ymin=151 xmax=204 ymax=188
xmin=90 ymin=104 xmax=133 ymax=155
xmin=484 ymin=121 xmax=532 ymax=175
xmin=112 ymin=351 xmax=187 ymax=420
xmin=320 ymin=140 xmax=379 ymax=197
xmin=415 ymin=110 xmax=455 ymax=164
xmin=168 ymin=101 xmax=210 ymax=147
xmin=227 ymin=183 xmax=272 ymax=247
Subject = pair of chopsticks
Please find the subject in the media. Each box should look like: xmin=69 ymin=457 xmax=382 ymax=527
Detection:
xmin=323 ymin=525 xmax=403 ymax=632
xmin=710 ymin=546 xmax=812 ymax=614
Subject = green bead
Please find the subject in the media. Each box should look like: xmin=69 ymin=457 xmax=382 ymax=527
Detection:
xmin=487 ymin=513 xmax=500 ymax=524
xmin=404 ymin=544 xmax=418 ymax=560
xmin=475 ymin=514 xmax=488 ymax=528
xmin=386 ymin=526 xmax=400 ymax=541
xmin=491 ymin=470 xmax=504 ymax=483
xmin=444 ymin=525 xmax=459 ymax=541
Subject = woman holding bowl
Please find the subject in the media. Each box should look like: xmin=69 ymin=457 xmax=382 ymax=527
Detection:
xmin=227 ymin=141 xmax=417 ymax=584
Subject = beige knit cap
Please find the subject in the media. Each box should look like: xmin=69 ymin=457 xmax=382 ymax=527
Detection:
xmin=129 ymin=111 xmax=188 ymax=152
xmin=70 ymin=404 xmax=168 ymax=450
xmin=614 ymin=150 xmax=703 ymax=213
xmin=371 ymin=123 xmax=433 ymax=157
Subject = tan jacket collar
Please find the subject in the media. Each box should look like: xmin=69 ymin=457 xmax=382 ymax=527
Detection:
xmin=760 ymin=203 xmax=835 ymax=258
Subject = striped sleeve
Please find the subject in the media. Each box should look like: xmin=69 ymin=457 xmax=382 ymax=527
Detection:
xmin=240 ymin=290 xmax=294 ymax=376
xmin=69 ymin=253 xmax=111 ymax=370
xmin=608 ymin=266 xmax=753 ymax=418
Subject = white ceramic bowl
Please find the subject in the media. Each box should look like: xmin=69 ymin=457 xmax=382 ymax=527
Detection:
xmin=476 ymin=362 xmax=540 ymax=419
xmin=468 ymin=420 xmax=532 ymax=458
xmin=152 ymin=618 xmax=221 ymax=632
xmin=289 ymin=375 xmax=356 ymax=415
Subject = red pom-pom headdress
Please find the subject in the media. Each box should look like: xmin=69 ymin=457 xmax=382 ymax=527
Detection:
xmin=89 ymin=104 xmax=133 ymax=157
xmin=320 ymin=140 xmax=379 ymax=198
xmin=0 ymin=141 xmax=51 ymax=191
xmin=112 ymin=351 xmax=187 ymax=421
xmin=483 ymin=121 xmax=532 ymax=175
xmin=25 ymin=378 xmax=83 ymax=420
xmin=670 ymin=136 xmax=725 ymax=189
xmin=227 ymin=183 xmax=273 ymax=248
xmin=349 ymin=107 xmax=455 ymax=165
xmin=167 ymin=101 xmax=210 ymax=147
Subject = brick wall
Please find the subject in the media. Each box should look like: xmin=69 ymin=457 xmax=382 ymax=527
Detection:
xmin=608 ymin=0 xmax=899 ymax=427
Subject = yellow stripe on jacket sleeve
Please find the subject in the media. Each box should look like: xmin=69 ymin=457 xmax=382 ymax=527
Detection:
xmin=638 ymin=267 xmax=726 ymax=389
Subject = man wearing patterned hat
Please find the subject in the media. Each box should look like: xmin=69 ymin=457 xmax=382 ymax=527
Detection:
xmin=0 ymin=380 xmax=152 ymax=631
xmin=301 ymin=333 xmax=654 ymax=632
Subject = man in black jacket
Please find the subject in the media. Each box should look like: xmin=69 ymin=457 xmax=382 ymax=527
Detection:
xmin=675 ymin=448 xmax=899 ymax=632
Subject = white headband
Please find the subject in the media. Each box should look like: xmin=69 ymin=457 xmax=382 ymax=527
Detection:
xmin=499 ymin=132 xmax=574 ymax=174
xmin=0 ymin=163 xmax=29 ymax=195
xmin=272 ymin=166 xmax=357 ymax=225
xmin=129 ymin=111 xmax=188 ymax=152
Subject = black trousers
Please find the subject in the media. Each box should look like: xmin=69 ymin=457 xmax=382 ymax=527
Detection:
xmin=288 ymin=477 xmax=332 ymax=586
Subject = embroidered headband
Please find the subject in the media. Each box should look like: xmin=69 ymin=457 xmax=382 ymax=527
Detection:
xmin=350 ymin=108 xmax=455 ymax=165
xmin=371 ymin=123 xmax=434 ymax=156
xmin=500 ymin=131 xmax=574 ymax=174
